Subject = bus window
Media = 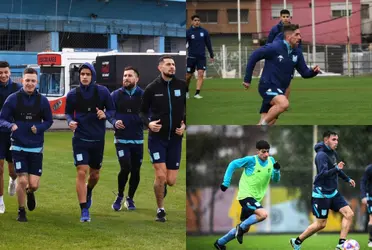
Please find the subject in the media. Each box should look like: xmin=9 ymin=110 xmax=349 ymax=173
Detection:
xmin=39 ymin=67 xmax=65 ymax=97
xmin=69 ymin=64 xmax=81 ymax=90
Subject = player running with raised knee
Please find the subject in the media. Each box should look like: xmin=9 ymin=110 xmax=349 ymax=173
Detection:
xmin=243 ymin=24 xmax=320 ymax=125
xmin=214 ymin=140 xmax=281 ymax=249
xmin=0 ymin=68 xmax=53 ymax=222
xmin=290 ymin=131 xmax=355 ymax=250
xmin=110 ymin=66 xmax=144 ymax=211
xmin=65 ymin=63 xmax=115 ymax=222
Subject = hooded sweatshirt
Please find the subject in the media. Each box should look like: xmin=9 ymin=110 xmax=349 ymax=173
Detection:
xmin=312 ymin=142 xmax=351 ymax=198
xmin=65 ymin=63 xmax=115 ymax=141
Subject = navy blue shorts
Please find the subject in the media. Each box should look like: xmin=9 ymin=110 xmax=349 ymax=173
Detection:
xmin=258 ymin=86 xmax=286 ymax=114
xmin=0 ymin=132 xmax=12 ymax=162
xmin=239 ymin=197 xmax=263 ymax=221
xmin=187 ymin=57 xmax=206 ymax=73
xmin=115 ymin=143 xmax=143 ymax=167
xmin=12 ymin=150 xmax=43 ymax=176
xmin=311 ymin=192 xmax=348 ymax=219
xmin=148 ymin=135 xmax=182 ymax=170
xmin=72 ymin=137 xmax=104 ymax=169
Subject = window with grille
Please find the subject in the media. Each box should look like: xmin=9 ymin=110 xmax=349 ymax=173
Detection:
xmin=195 ymin=10 xmax=218 ymax=23
xmin=331 ymin=2 xmax=352 ymax=18
xmin=362 ymin=4 xmax=369 ymax=19
xmin=227 ymin=9 xmax=249 ymax=24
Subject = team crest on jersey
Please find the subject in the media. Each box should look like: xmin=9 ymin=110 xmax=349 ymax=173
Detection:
xmin=200 ymin=32 xmax=204 ymax=37
xmin=191 ymin=34 xmax=195 ymax=39
xmin=292 ymin=55 xmax=298 ymax=63
xmin=278 ymin=55 xmax=284 ymax=62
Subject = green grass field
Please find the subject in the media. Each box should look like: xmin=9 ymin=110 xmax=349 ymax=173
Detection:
xmin=187 ymin=77 xmax=372 ymax=125
xmin=0 ymin=131 xmax=186 ymax=250
xmin=187 ymin=234 xmax=369 ymax=250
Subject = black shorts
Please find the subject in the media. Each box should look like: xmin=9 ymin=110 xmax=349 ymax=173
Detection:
xmin=239 ymin=197 xmax=263 ymax=221
xmin=187 ymin=57 xmax=206 ymax=73
xmin=148 ymin=135 xmax=182 ymax=170
xmin=311 ymin=192 xmax=348 ymax=219
xmin=72 ymin=137 xmax=105 ymax=169
xmin=0 ymin=132 xmax=12 ymax=162
xmin=258 ymin=86 xmax=286 ymax=114
xmin=12 ymin=150 xmax=43 ymax=176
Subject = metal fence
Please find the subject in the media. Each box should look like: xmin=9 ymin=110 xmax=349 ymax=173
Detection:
xmin=186 ymin=125 xmax=372 ymax=235
xmin=205 ymin=44 xmax=372 ymax=78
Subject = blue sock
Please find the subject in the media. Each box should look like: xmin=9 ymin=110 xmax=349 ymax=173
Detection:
xmin=217 ymin=228 xmax=236 ymax=245
xmin=240 ymin=214 xmax=258 ymax=231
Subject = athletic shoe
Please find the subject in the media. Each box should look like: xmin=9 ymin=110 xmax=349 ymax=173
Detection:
xmin=194 ymin=94 xmax=203 ymax=99
xmin=112 ymin=195 xmax=123 ymax=211
xmin=26 ymin=190 xmax=36 ymax=211
xmin=213 ymin=240 xmax=226 ymax=250
xmin=0 ymin=202 xmax=5 ymax=214
xmin=155 ymin=208 xmax=166 ymax=222
xmin=235 ymin=224 xmax=244 ymax=244
xmin=290 ymin=238 xmax=301 ymax=250
xmin=17 ymin=208 xmax=27 ymax=222
xmin=80 ymin=208 xmax=90 ymax=222
xmin=368 ymin=241 xmax=372 ymax=247
xmin=124 ymin=197 xmax=136 ymax=210
xmin=186 ymin=92 xmax=190 ymax=99
xmin=335 ymin=244 xmax=343 ymax=250
xmin=8 ymin=177 xmax=16 ymax=196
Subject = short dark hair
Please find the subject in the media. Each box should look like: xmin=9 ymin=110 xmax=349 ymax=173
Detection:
xmin=256 ymin=140 xmax=270 ymax=150
xmin=0 ymin=61 xmax=10 ymax=68
xmin=23 ymin=67 xmax=37 ymax=75
xmin=158 ymin=55 xmax=174 ymax=64
xmin=280 ymin=9 xmax=290 ymax=16
xmin=323 ymin=130 xmax=338 ymax=138
xmin=124 ymin=66 xmax=140 ymax=77
xmin=283 ymin=23 xmax=300 ymax=34
xmin=191 ymin=14 xmax=200 ymax=20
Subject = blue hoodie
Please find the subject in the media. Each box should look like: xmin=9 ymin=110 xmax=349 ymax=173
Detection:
xmin=267 ymin=21 xmax=284 ymax=44
xmin=0 ymin=88 xmax=53 ymax=150
xmin=110 ymin=86 xmax=144 ymax=143
xmin=65 ymin=63 xmax=115 ymax=141
xmin=244 ymin=40 xmax=318 ymax=89
xmin=0 ymin=78 xmax=22 ymax=133
xmin=312 ymin=142 xmax=351 ymax=197
xmin=186 ymin=26 xmax=214 ymax=59
xmin=360 ymin=164 xmax=372 ymax=199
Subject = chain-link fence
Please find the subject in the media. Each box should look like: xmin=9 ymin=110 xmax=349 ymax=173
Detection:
xmin=187 ymin=125 xmax=372 ymax=235
xmin=205 ymin=44 xmax=372 ymax=78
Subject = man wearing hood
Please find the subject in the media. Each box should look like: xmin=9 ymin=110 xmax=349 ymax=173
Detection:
xmin=186 ymin=14 xmax=214 ymax=99
xmin=65 ymin=63 xmax=115 ymax=222
xmin=290 ymin=131 xmax=355 ymax=250
xmin=0 ymin=61 xmax=22 ymax=214
xmin=215 ymin=140 xmax=281 ymax=250
xmin=110 ymin=66 xmax=144 ymax=212
xmin=0 ymin=67 xmax=53 ymax=222
xmin=140 ymin=55 xmax=186 ymax=222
